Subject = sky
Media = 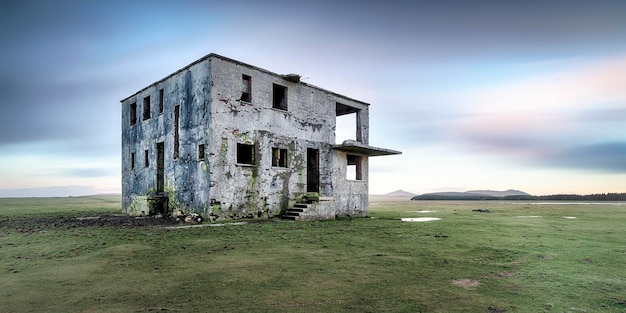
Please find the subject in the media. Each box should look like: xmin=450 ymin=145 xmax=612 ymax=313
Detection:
xmin=1 ymin=0 xmax=625 ymax=197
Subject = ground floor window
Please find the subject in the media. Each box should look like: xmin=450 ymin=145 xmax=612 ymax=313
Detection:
xmin=272 ymin=148 xmax=288 ymax=167
xmin=237 ymin=143 xmax=255 ymax=165
xmin=347 ymin=154 xmax=362 ymax=180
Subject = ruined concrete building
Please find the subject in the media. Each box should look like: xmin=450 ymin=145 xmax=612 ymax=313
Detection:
xmin=120 ymin=53 xmax=400 ymax=220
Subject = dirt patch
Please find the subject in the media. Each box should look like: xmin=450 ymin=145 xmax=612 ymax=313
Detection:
xmin=452 ymin=279 xmax=480 ymax=289
xmin=497 ymin=271 xmax=515 ymax=277
xmin=165 ymin=222 xmax=248 ymax=229
xmin=487 ymin=306 xmax=507 ymax=313
xmin=0 ymin=215 xmax=179 ymax=233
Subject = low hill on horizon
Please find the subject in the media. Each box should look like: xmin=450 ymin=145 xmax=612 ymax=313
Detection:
xmin=465 ymin=189 xmax=530 ymax=197
xmin=372 ymin=190 xmax=417 ymax=197
xmin=411 ymin=190 xmax=626 ymax=201
xmin=411 ymin=189 xmax=532 ymax=200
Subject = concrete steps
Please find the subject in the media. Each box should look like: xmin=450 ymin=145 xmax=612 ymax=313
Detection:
xmin=282 ymin=203 xmax=307 ymax=220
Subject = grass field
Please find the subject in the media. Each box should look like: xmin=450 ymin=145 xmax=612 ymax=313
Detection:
xmin=1 ymin=195 xmax=625 ymax=312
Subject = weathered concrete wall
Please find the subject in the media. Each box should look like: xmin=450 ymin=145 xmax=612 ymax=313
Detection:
xmin=332 ymin=150 xmax=369 ymax=217
xmin=297 ymin=198 xmax=336 ymax=220
xmin=206 ymin=57 xmax=339 ymax=219
xmin=122 ymin=54 xmax=374 ymax=220
xmin=121 ymin=60 xmax=212 ymax=215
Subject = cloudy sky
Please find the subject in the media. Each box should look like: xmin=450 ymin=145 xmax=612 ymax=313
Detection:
xmin=1 ymin=0 xmax=625 ymax=197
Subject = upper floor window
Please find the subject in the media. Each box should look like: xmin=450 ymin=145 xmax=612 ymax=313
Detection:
xmin=241 ymin=75 xmax=251 ymax=102
xmin=272 ymin=84 xmax=287 ymax=110
xmin=143 ymin=96 xmax=151 ymax=120
xmin=129 ymin=102 xmax=137 ymax=125
xmin=198 ymin=144 xmax=205 ymax=161
xmin=158 ymin=89 xmax=164 ymax=114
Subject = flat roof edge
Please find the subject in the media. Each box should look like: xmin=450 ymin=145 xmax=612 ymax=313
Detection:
xmin=119 ymin=53 xmax=370 ymax=106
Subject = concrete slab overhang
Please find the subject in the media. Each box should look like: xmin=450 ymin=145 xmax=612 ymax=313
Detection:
xmin=333 ymin=140 xmax=401 ymax=156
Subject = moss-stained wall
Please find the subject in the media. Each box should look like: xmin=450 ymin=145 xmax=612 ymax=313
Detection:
xmin=121 ymin=54 xmax=372 ymax=220
xmin=121 ymin=59 xmax=212 ymax=216
xmin=205 ymin=57 xmax=344 ymax=219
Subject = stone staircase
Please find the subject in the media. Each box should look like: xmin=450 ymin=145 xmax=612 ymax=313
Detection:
xmin=281 ymin=193 xmax=320 ymax=221
xmin=282 ymin=203 xmax=308 ymax=221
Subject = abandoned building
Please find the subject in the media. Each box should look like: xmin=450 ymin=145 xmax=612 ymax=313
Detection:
xmin=120 ymin=53 xmax=400 ymax=220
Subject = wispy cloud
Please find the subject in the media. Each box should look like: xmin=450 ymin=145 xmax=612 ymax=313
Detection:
xmin=447 ymin=55 xmax=626 ymax=172
xmin=547 ymin=142 xmax=626 ymax=172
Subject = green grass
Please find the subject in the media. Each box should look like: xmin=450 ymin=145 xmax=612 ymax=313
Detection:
xmin=0 ymin=195 xmax=121 ymax=217
xmin=1 ymin=196 xmax=625 ymax=312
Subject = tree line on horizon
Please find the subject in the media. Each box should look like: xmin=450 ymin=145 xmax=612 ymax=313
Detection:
xmin=411 ymin=193 xmax=626 ymax=201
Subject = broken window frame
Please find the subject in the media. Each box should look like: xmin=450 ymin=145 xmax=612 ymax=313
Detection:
xmin=129 ymin=102 xmax=137 ymax=125
xmin=236 ymin=143 xmax=255 ymax=165
xmin=346 ymin=154 xmax=363 ymax=181
xmin=241 ymin=74 xmax=251 ymax=102
xmin=143 ymin=96 xmax=151 ymax=120
xmin=272 ymin=83 xmax=287 ymax=111
xmin=271 ymin=147 xmax=288 ymax=168
xmin=158 ymin=89 xmax=164 ymax=114
xmin=198 ymin=144 xmax=205 ymax=161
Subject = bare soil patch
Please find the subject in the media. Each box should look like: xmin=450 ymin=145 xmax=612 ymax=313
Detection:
xmin=0 ymin=215 xmax=178 ymax=233
xmin=452 ymin=279 xmax=480 ymax=289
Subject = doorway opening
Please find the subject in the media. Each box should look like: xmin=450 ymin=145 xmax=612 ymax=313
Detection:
xmin=157 ymin=142 xmax=165 ymax=192
xmin=307 ymin=148 xmax=319 ymax=193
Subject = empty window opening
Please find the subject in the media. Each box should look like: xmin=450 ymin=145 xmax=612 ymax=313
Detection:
xmin=335 ymin=102 xmax=361 ymax=144
xmin=130 ymin=102 xmax=137 ymax=125
xmin=131 ymin=152 xmax=135 ymax=170
xmin=346 ymin=154 xmax=363 ymax=180
xmin=198 ymin=144 xmax=205 ymax=161
xmin=143 ymin=96 xmax=151 ymax=120
xmin=272 ymin=148 xmax=288 ymax=167
xmin=174 ymin=105 xmax=180 ymax=159
xmin=144 ymin=149 xmax=149 ymax=167
xmin=158 ymin=89 xmax=164 ymax=114
xmin=241 ymin=75 xmax=251 ymax=102
xmin=272 ymin=84 xmax=287 ymax=110
xmin=237 ymin=143 xmax=255 ymax=165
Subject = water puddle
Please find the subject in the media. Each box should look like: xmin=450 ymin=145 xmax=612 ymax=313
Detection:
xmin=401 ymin=217 xmax=441 ymax=222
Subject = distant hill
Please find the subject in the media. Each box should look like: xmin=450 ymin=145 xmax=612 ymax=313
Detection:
xmin=383 ymin=190 xmax=417 ymax=197
xmin=465 ymin=189 xmax=530 ymax=197
xmin=411 ymin=189 xmax=533 ymax=200
xmin=411 ymin=190 xmax=626 ymax=201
